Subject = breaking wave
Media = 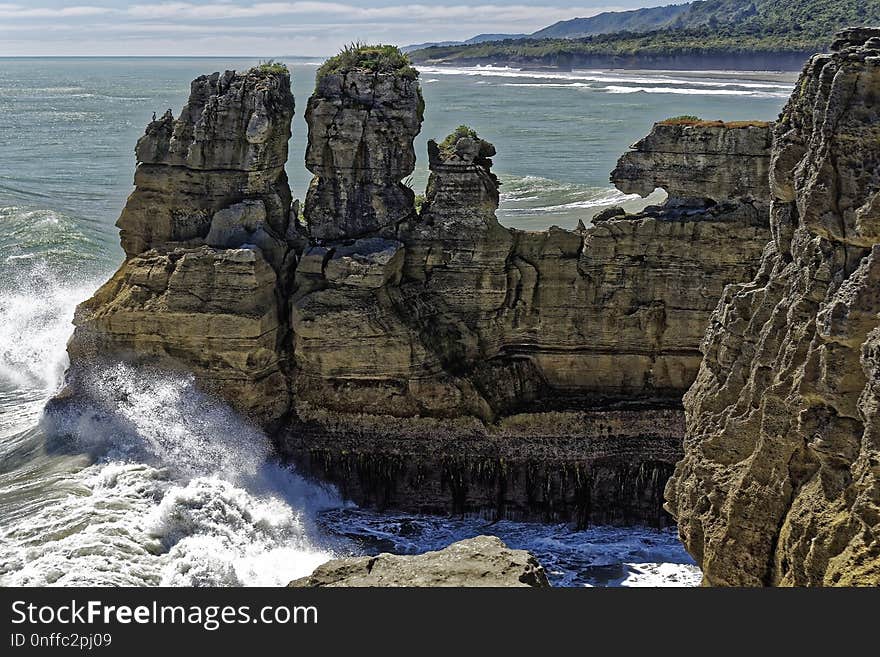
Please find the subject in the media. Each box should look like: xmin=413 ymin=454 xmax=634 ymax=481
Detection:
xmin=417 ymin=64 xmax=795 ymax=99
xmin=0 ymin=259 xmax=341 ymax=587
xmin=497 ymin=175 xmax=665 ymax=229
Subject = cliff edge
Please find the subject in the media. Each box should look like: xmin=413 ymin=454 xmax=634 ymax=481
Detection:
xmin=665 ymin=28 xmax=880 ymax=586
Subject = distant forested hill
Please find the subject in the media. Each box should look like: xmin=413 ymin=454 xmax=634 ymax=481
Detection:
xmin=410 ymin=0 xmax=880 ymax=69
xmin=532 ymin=4 xmax=690 ymax=39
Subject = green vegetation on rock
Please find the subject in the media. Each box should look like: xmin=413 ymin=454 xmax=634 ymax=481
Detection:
xmin=414 ymin=193 xmax=426 ymax=213
xmin=660 ymin=116 xmax=772 ymax=128
xmin=438 ymin=125 xmax=480 ymax=158
xmin=664 ymin=115 xmax=702 ymax=123
xmin=253 ymin=60 xmax=288 ymax=75
xmin=317 ymin=44 xmax=419 ymax=82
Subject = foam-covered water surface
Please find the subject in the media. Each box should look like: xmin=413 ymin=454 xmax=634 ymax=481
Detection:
xmin=318 ymin=509 xmax=700 ymax=587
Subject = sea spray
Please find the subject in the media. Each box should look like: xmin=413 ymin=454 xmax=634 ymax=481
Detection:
xmin=0 ymin=260 xmax=97 ymax=394
xmin=0 ymin=258 xmax=342 ymax=586
xmin=13 ymin=363 xmax=344 ymax=587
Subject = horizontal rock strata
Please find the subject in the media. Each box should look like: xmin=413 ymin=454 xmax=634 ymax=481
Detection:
xmin=283 ymin=110 xmax=771 ymax=524
xmin=284 ymin=408 xmax=682 ymax=525
xmin=67 ymin=67 xmax=295 ymax=426
xmin=611 ymin=120 xmax=773 ymax=206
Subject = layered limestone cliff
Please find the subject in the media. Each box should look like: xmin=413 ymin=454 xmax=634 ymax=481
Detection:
xmin=611 ymin=119 xmax=772 ymax=208
xmin=665 ymin=29 xmax=880 ymax=586
xmin=62 ymin=49 xmax=774 ymax=526
xmin=285 ymin=62 xmax=772 ymax=524
xmin=67 ymin=67 xmax=296 ymax=426
xmin=304 ymin=67 xmax=422 ymax=240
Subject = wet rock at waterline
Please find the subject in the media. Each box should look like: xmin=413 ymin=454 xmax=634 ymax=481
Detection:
xmin=289 ymin=536 xmax=550 ymax=587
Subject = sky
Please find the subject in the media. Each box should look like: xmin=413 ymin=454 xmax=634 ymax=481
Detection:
xmin=0 ymin=1 xmax=671 ymax=56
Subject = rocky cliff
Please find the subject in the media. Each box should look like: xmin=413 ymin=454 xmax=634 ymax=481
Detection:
xmin=67 ymin=68 xmax=296 ymax=427
xmin=665 ymin=28 xmax=880 ymax=586
xmin=611 ymin=119 xmax=772 ymax=208
xmin=285 ymin=98 xmax=770 ymax=524
xmin=61 ymin=49 xmax=773 ymax=526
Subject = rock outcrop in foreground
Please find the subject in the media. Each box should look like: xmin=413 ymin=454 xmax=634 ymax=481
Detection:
xmin=288 ymin=536 xmax=549 ymax=587
xmin=666 ymin=28 xmax=880 ymax=586
xmin=62 ymin=50 xmax=773 ymax=527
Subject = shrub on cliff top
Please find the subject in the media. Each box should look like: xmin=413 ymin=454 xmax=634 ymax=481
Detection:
xmin=438 ymin=125 xmax=480 ymax=158
xmin=316 ymin=44 xmax=418 ymax=82
xmin=253 ymin=59 xmax=288 ymax=75
xmin=663 ymin=115 xmax=702 ymax=124
xmin=661 ymin=116 xmax=770 ymax=128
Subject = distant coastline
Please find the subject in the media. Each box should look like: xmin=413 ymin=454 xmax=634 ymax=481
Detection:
xmin=412 ymin=51 xmax=813 ymax=72
xmin=407 ymin=0 xmax=879 ymax=74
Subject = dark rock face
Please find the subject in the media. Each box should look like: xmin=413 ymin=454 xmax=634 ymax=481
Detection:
xmin=288 ymin=536 xmax=549 ymax=587
xmin=666 ymin=30 xmax=880 ymax=586
xmin=64 ymin=55 xmax=775 ymax=527
xmin=285 ymin=408 xmax=682 ymax=525
xmin=304 ymin=71 xmax=423 ymax=240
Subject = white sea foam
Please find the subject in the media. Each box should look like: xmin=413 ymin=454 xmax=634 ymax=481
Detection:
xmin=416 ymin=64 xmax=795 ymax=91
xmin=503 ymin=190 xmax=640 ymax=215
xmin=0 ymin=261 xmax=340 ymax=587
xmin=600 ymin=84 xmax=787 ymax=97
xmin=318 ymin=510 xmax=701 ymax=587
xmin=0 ymin=261 xmax=94 ymax=393
xmin=0 ymin=362 xmax=342 ymax=587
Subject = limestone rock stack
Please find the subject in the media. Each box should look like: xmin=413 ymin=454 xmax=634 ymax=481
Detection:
xmin=497 ymin=119 xmax=773 ymax=402
xmin=402 ymin=129 xmax=513 ymax=351
xmin=118 ymin=69 xmax=295 ymax=260
xmin=304 ymin=66 xmax=422 ymax=240
xmin=291 ymin=66 xmax=486 ymax=421
xmin=67 ymin=67 xmax=295 ymax=426
xmin=665 ymin=29 xmax=880 ymax=586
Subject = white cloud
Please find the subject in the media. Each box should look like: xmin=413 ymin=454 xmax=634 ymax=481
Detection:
xmin=0 ymin=4 xmax=109 ymax=18
xmin=0 ymin=1 xmax=637 ymax=55
xmin=0 ymin=2 xmax=626 ymax=23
